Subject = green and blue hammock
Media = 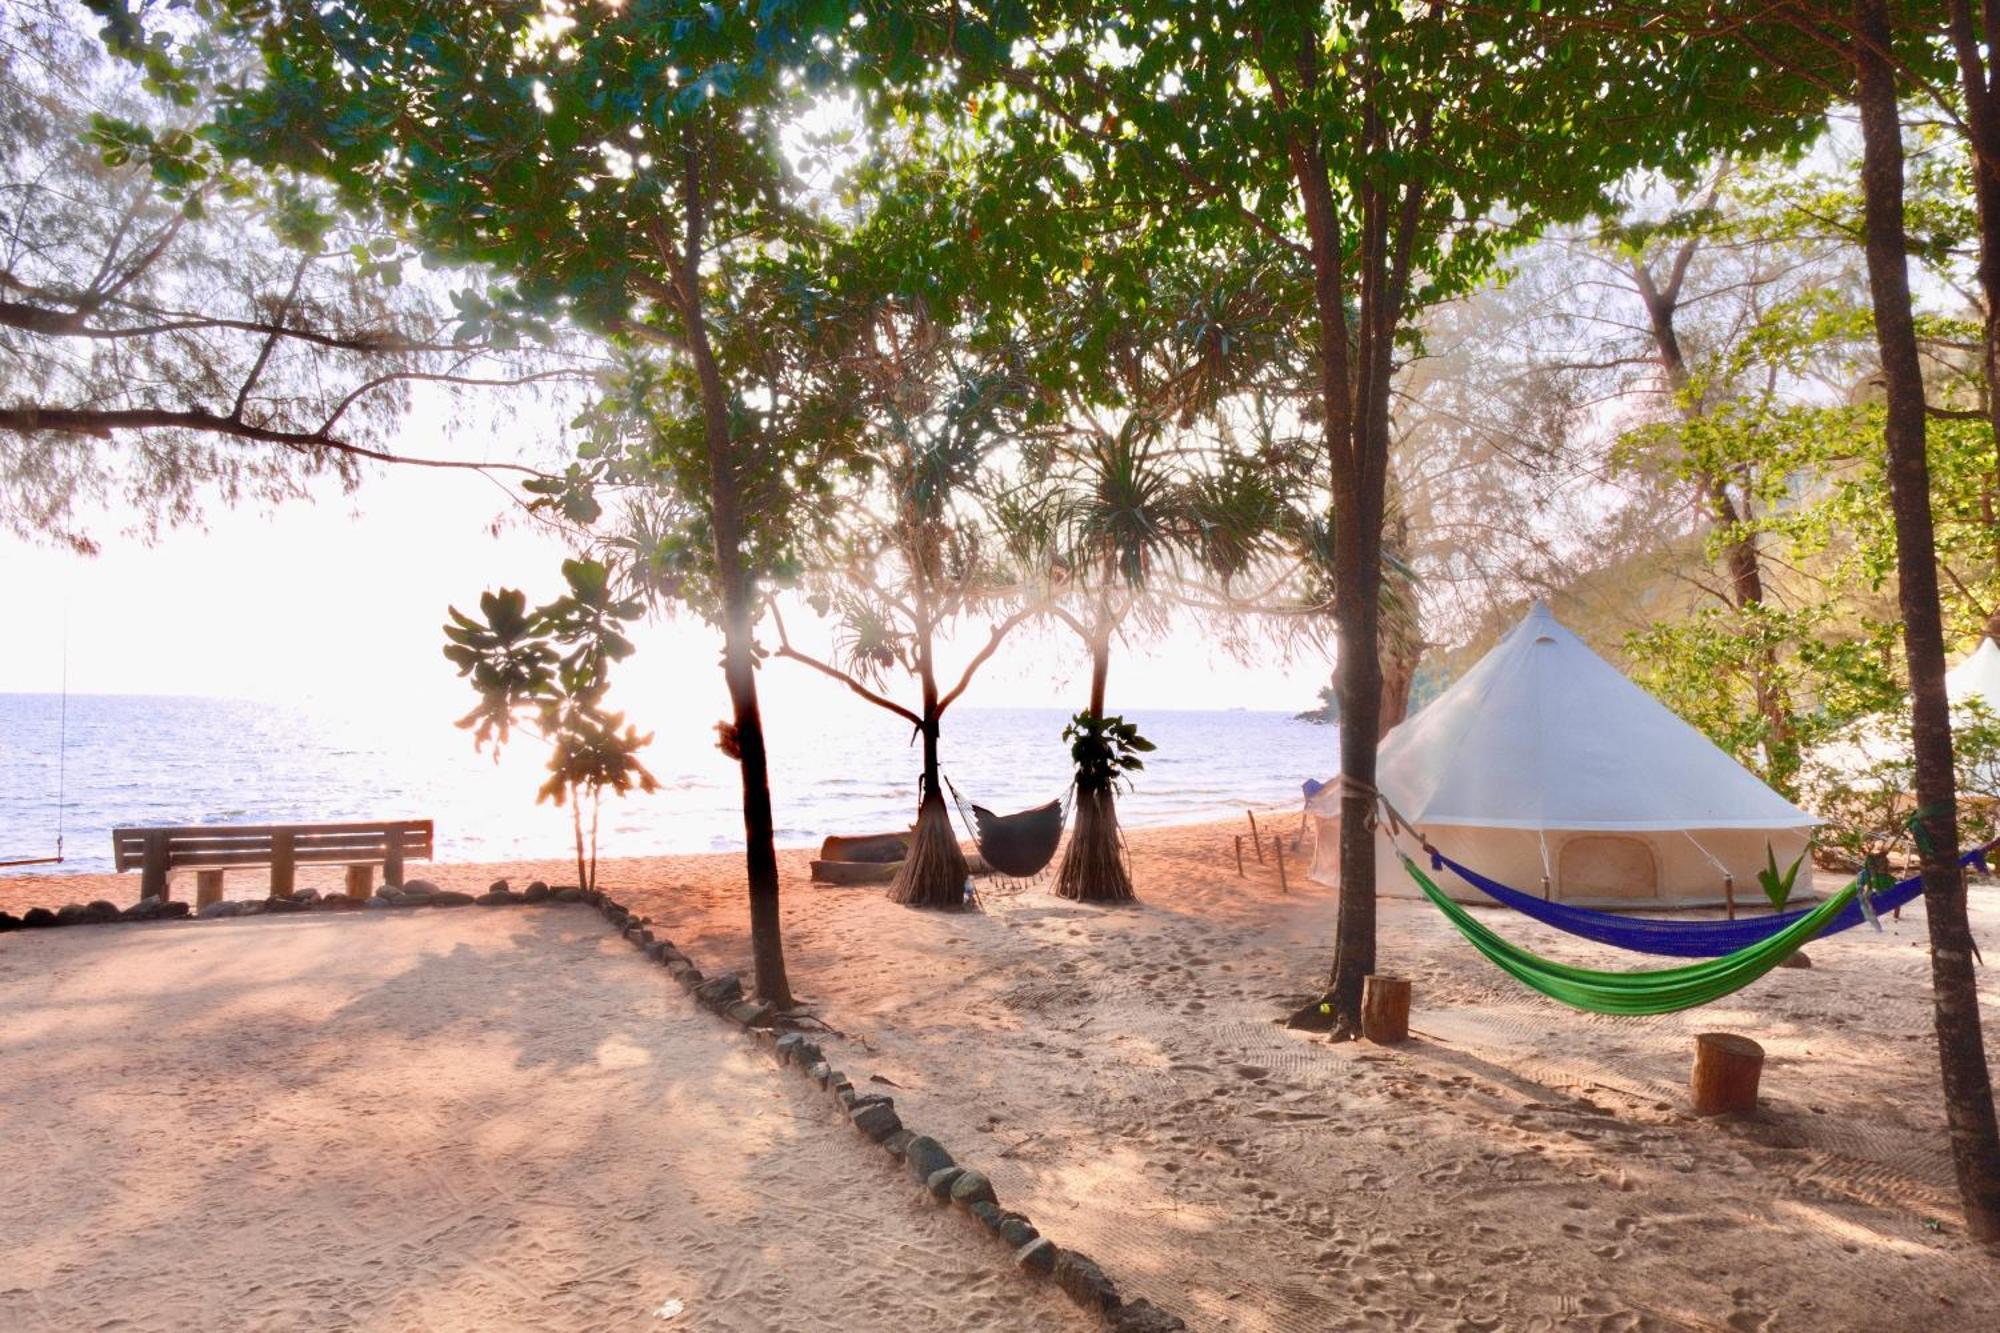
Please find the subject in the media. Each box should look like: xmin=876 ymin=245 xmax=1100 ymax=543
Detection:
xmin=1422 ymin=844 xmax=1986 ymax=958
xmin=1398 ymin=842 xmax=1987 ymax=1016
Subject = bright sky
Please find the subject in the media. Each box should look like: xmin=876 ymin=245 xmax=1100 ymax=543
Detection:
xmin=0 ymin=396 xmax=1331 ymax=728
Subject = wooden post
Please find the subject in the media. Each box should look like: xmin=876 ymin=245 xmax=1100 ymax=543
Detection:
xmin=344 ymin=865 xmax=374 ymax=900
xmin=1273 ymin=835 xmax=1288 ymax=893
xmin=270 ymin=830 xmax=296 ymax=898
xmin=195 ymin=870 xmax=224 ymax=909
xmin=1540 ymin=874 xmax=1550 ymax=901
xmin=1361 ymin=975 xmax=1411 ymax=1044
xmin=141 ymin=830 xmax=170 ymax=902
xmin=1234 ymin=835 xmax=1245 ymax=878
xmin=1247 ymin=811 xmax=1264 ymax=863
xmin=383 ymin=829 xmax=405 ymax=889
xmin=1690 ymin=1032 xmax=1764 ymax=1115
xmin=1724 ymin=874 xmax=1736 ymax=921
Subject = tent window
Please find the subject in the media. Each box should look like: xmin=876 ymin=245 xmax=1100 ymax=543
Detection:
xmin=1557 ymin=835 xmax=1659 ymax=902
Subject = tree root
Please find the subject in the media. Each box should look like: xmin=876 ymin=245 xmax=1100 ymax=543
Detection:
xmin=1053 ymin=788 xmax=1136 ymax=904
xmin=889 ymin=792 xmax=972 ymax=910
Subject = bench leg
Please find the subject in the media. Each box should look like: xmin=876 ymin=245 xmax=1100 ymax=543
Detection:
xmin=383 ymin=839 xmax=405 ymax=889
xmin=344 ymin=864 xmax=374 ymax=900
xmin=195 ymin=870 xmax=225 ymax=909
xmin=271 ymin=830 xmax=296 ymax=898
xmin=142 ymin=830 xmax=170 ymax=902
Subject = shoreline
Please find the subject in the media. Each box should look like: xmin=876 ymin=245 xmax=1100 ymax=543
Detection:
xmin=0 ymin=810 xmax=1312 ymax=914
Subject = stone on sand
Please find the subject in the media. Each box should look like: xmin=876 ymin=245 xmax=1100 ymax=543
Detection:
xmin=850 ymin=1100 xmax=902 ymax=1142
xmin=1053 ymin=1249 xmax=1120 ymax=1313
xmin=1014 ymin=1237 xmax=1057 ymax=1275
xmin=949 ymin=1169 xmax=997 ymax=1210
xmin=904 ymin=1136 xmax=954 ymax=1185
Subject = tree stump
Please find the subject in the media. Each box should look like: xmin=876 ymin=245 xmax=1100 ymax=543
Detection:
xmin=1690 ymin=1032 xmax=1764 ymax=1115
xmin=1360 ymin=974 xmax=1411 ymax=1045
xmin=195 ymin=870 xmax=225 ymax=909
xmin=344 ymin=865 xmax=375 ymax=900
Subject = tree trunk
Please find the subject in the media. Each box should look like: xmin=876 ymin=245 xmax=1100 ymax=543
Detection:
xmin=1855 ymin=0 xmax=2000 ymax=1240
xmin=1377 ymin=635 xmax=1420 ymax=740
xmin=890 ymin=715 xmax=970 ymax=908
xmin=1055 ymin=621 xmax=1135 ymax=903
xmin=1322 ymin=485 xmax=1387 ymax=1034
xmin=1274 ymin=93 xmax=1408 ymax=1036
xmin=679 ymin=140 xmax=791 ymax=1007
xmin=1088 ymin=613 xmax=1109 ymax=718
xmin=571 ymin=793 xmax=587 ymax=892
xmin=588 ymin=788 xmax=600 ymax=893
xmin=1636 ymin=247 xmax=1793 ymax=780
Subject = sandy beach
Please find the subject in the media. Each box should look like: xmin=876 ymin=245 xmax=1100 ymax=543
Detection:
xmin=6 ymin=815 xmax=2000 ymax=1330
xmin=0 ymin=905 xmax=1089 ymax=1332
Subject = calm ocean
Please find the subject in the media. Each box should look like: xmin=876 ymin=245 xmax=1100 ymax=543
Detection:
xmin=0 ymin=694 xmax=1334 ymax=875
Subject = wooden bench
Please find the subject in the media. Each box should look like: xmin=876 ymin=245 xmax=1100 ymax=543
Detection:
xmin=111 ymin=820 xmax=433 ymax=907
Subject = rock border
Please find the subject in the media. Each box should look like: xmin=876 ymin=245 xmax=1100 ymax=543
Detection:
xmin=0 ymin=878 xmax=1188 ymax=1330
xmin=583 ymin=889 xmax=1188 ymax=1333
xmin=0 ymin=876 xmax=555 ymax=932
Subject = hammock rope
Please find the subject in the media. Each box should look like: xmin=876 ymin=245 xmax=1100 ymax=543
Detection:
xmin=1401 ymin=852 xmax=1858 ymax=1015
xmin=1424 ymin=844 xmax=1990 ymax=958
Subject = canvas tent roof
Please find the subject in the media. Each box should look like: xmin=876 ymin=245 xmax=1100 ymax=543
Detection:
xmin=1805 ymin=638 xmax=2000 ymax=781
xmin=1313 ymin=602 xmax=1817 ymax=833
xmin=1947 ymin=638 xmax=2000 ymax=709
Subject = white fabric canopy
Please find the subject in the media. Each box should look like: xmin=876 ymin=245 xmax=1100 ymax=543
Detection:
xmin=1947 ymin=638 xmax=2000 ymax=709
xmin=1807 ymin=638 xmax=2000 ymax=781
xmin=1311 ymin=601 xmax=1817 ymax=833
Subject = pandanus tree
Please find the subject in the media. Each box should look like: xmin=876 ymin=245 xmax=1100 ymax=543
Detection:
xmin=773 ymin=298 xmax=1040 ymax=909
xmin=126 ymin=0 xmax=886 ymax=1007
xmin=1011 ymin=265 xmax=1293 ymax=902
xmin=1038 ymin=428 xmax=1178 ymax=904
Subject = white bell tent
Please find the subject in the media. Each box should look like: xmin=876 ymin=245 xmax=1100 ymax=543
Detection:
xmin=1306 ymin=602 xmax=1818 ymax=907
xmin=1947 ymin=638 xmax=2000 ymax=708
xmin=1805 ymin=637 xmax=2000 ymax=783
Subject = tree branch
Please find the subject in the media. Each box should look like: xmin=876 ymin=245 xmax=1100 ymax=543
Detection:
xmin=0 ymin=405 xmax=552 ymax=476
xmin=936 ymin=601 xmax=1045 ymax=716
xmin=768 ymin=603 xmax=925 ymax=727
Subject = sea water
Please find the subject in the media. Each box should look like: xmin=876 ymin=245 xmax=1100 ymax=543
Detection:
xmin=0 ymin=694 xmax=1336 ymax=874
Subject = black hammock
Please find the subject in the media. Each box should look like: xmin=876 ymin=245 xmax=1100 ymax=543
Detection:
xmin=946 ymin=777 xmax=1070 ymax=878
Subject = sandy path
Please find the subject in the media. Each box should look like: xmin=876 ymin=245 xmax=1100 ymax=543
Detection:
xmin=0 ymin=907 xmax=1089 ymax=1333
xmin=13 ymin=815 xmax=2000 ymax=1328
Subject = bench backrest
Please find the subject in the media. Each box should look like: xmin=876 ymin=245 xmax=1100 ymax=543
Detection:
xmin=112 ymin=820 xmax=433 ymax=872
